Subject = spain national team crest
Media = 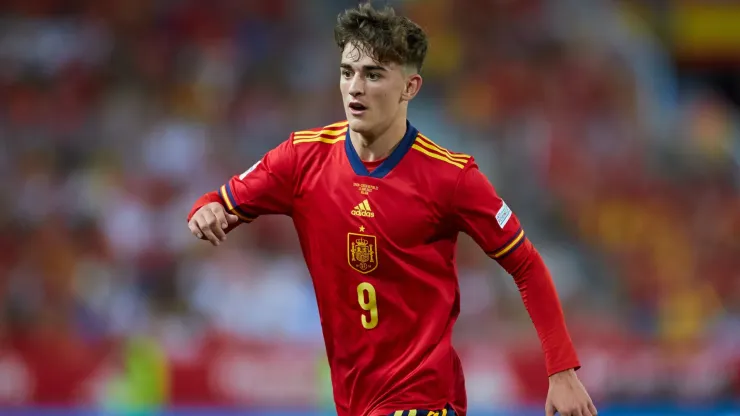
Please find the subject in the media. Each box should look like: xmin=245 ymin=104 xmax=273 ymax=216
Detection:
xmin=348 ymin=233 xmax=378 ymax=274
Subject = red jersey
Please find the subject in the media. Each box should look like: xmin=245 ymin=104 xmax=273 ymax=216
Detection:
xmin=188 ymin=120 xmax=580 ymax=416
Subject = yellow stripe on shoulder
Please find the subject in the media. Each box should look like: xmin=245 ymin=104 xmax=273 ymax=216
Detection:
xmin=416 ymin=133 xmax=471 ymax=162
xmin=411 ymin=143 xmax=465 ymax=169
xmin=293 ymin=135 xmax=346 ymax=145
xmin=293 ymin=121 xmax=348 ymax=136
xmin=324 ymin=120 xmax=350 ymax=129
xmin=293 ymin=128 xmax=347 ymax=138
xmin=293 ymin=121 xmax=348 ymax=145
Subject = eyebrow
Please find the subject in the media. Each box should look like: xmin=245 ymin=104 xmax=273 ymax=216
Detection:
xmin=340 ymin=63 xmax=388 ymax=72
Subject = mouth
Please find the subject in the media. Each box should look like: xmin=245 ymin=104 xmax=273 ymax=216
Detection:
xmin=348 ymin=102 xmax=367 ymax=115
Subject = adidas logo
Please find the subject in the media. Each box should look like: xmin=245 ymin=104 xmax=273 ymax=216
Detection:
xmin=351 ymin=199 xmax=375 ymax=218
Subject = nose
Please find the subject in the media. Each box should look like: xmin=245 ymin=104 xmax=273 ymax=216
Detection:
xmin=348 ymin=75 xmax=364 ymax=97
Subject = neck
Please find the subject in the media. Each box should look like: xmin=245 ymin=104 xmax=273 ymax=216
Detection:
xmin=349 ymin=115 xmax=408 ymax=162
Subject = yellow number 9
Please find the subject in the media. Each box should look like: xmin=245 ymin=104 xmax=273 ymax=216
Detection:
xmin=357 ymin=282 xmax=378 ymax=330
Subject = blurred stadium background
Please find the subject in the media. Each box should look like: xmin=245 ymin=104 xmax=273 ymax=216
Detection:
xmin=0 ymin=0 xmax=738 ymax=415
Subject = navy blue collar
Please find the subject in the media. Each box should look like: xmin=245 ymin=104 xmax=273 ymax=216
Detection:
xmin=344 ymin=120 xmax=418 ymax=178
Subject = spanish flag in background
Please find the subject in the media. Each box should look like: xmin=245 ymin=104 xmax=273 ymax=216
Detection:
xmin=619 ymin=1 xmax=740 ymax=64
xmin=670 ymin=2 xmax=740 ymax=63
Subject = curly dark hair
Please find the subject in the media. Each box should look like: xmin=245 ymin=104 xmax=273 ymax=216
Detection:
xmin=334 ymin=2 xmax=428 ymax=72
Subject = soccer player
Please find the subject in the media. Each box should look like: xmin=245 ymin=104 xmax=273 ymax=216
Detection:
xmin=187 ymin=3 xmax=597 ymax=416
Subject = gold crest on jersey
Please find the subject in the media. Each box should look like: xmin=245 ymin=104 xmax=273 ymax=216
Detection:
xmin=348 ymin=233 xmax=378 ymax=274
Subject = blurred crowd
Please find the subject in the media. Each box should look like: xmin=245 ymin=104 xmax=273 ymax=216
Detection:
xmin=0 ymin=0 xmax=739 ymax=406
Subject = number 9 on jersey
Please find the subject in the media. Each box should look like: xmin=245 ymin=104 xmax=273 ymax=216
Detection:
xmin=357 ymin=282 xmax=378 ymax=330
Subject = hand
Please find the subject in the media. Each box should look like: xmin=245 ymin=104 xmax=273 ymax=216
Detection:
xmin=188 ymin=202 xmax=239 ymax=246
xmin=546 ymin=368 xmax=597 ymax=416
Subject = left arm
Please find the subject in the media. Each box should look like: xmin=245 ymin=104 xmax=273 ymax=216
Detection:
xmin=450 ymin=163 xmax=579 ymax=375
xmin=451 ymin=162 xmax=596 ymax=416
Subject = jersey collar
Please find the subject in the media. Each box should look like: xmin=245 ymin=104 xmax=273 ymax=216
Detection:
xmin=344 ymin=120 xmax=418 ymax=178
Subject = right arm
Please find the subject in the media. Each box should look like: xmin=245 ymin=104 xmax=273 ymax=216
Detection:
xmin=187 ymin=137 xmax=297 ymax=245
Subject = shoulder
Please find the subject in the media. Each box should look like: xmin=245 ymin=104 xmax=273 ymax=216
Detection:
xmin=408 ymin=130 xmax=475 ymax=176
xmin=290 ymin=120 xmax=348 ymax=147
xmin=261 ymin=120 xmax=347 ymax=166
xmin=259 ymin=121 xmax=347 ymax=171
xmin=283 ymin=121 xmax=348 ymax=171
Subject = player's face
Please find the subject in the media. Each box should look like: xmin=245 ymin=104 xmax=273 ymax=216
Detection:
xmin=339 ymin=43 xmax=421 ymax=135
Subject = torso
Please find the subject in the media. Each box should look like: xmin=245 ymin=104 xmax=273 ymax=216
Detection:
xmin=289 ymin=120 xmax=470 ymax=416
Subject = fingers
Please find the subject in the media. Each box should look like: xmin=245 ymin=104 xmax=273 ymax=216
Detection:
xmin=225 ymin=212 xmax=240 ymax=224
xmin=212 ymin=205 xmax=241 ymax=228
xmin=549 ymin=403 xmax=594 ymax=416
xmin=545 ymin=400 xmax=556 ymax=416
xmin=209 ymin=203 xmax=239 ymax=227
xmin=206 ymin=208 xmax=229 ymax=243
xmin=188 ymin=220 xmax=203 ymax=240
xmin=190 ymin=205 xmax=228 ymax=246
xmin=188 ymin=202 xmax=243 ymax=246
xmin=198 ymin=210 xmax=221 ymax=245
xmin=211 ymin=205 xmax=232 ymax=231
xmin=560 ymin=405 xmax=593 ymax=416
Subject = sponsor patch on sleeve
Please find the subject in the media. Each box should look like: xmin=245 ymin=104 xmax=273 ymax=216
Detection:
xmin=239 ymin=160 xmax=261 ymax=180
xmin=495 ymin=201 xmax=512 ymax=229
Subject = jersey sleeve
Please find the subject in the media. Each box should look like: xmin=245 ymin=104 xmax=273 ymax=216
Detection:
xmin=218 ymin=136 xmax=297 ymax=221
xmin=451 ymin=162 xmax=581 ymax=376
xmin=451 ymin=161 xmax=525 ymax=261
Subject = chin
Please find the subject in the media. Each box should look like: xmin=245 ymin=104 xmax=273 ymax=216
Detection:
xmin=347 ymin=118 xmax=373 ymax=134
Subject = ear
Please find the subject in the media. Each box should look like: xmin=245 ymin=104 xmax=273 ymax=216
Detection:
xmin=401 ymin=73 xmax=423 ymax=102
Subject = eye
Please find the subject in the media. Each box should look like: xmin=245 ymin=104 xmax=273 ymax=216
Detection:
xmin=341 ymin=69 xmax=353 ymax=78
xmin=367 ymin=72 xmax=381 ymax=81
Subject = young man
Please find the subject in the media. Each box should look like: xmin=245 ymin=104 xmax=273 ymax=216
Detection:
xmin=187 ymin=3 xmax=597 ymax=416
